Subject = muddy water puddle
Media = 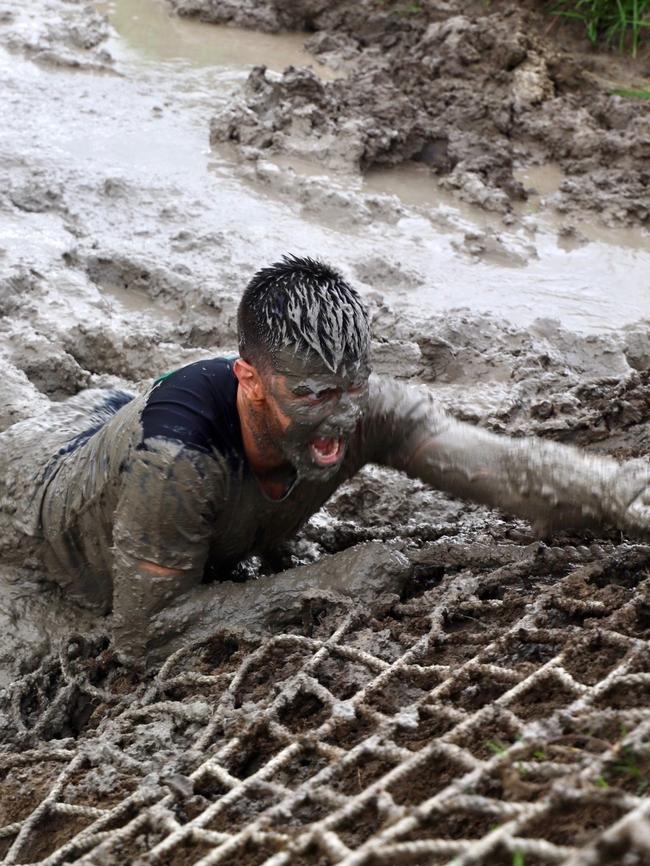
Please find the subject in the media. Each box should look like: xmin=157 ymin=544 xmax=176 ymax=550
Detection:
xmin=3 ymin=1 xmax=631 ymax=333
xmin=98 ymin=0 xmax=322 ymax=72
xmin=262 ymin=154 xmax=650 ymax=331
xmin=0 ymin=0 xmax=647 ymax=335
xmin=100 ymin=281 xmax=175 ymax=319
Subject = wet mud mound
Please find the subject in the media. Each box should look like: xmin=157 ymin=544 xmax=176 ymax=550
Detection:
xmin=367 ymin=306 xmax=650 ymax=455
xmin=170 ymin=0 xmax=650 ymax=225
xmin=3 ymin=537 xmax=650 ymax=864
xmin=0 ymin=0 xmax=113 ymax=71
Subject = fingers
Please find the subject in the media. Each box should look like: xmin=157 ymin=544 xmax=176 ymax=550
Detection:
xmin=625 ymin=491 xmax=650 ymax=531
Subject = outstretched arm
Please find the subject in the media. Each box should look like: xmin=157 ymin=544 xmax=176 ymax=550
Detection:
xmin=362 ymin=376 xmax=650 ymax=536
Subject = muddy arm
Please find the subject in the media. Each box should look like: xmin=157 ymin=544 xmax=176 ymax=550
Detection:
xmin=363 ymin=376 xmax=650 ymax=535
xmin=111 ymin=439 xmax=226 ymax=665
xmin=136 ymin=543 xmax=411 ymax=666
xmin=111 ymin=553 xmax=202 ymax=666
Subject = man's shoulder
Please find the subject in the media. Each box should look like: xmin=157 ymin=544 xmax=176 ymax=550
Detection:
xmin=152 ymin=357 xmax=237 ymax=391
xmin=139 ymin=357 xmax=244 ymax=463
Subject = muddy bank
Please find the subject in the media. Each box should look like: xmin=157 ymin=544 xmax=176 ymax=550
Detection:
xmin=2 ymin=0 xmax=650 ymax=335
xmin=169 ymin=0 xmax=650 ymax=226
xmin=0 ymin=0 xmax=114 ymax=70
xmin=372 ymin=307 xmax=650 ymax=444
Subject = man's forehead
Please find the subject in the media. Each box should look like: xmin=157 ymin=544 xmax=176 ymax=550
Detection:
xmin=271 ymin=345 xmax=371 ymax=384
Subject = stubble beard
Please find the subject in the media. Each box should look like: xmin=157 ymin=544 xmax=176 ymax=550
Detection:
xmin=261 ymin=403 xmax=344 ymax=483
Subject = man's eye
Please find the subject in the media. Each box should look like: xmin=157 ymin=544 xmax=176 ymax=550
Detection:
xmin=293 ymin=388 xmax=325 ymax=402
xmin=294 ymin=388 xmax=339 ymax=402
xmin=307 ymin=391 xmax=335 ymax=403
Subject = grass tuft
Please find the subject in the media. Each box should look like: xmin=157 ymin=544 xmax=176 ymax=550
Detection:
xmin=393 ymin=1 xmax=423 ymax=15
xmin=611 ymin=86 xmax=650 ymax=97
xmin=612 ymin=745 xmax=650 ymax=794
xmin=486 ymin=738 xmax=509 ymax=755
xmin=550 ymin=0 xmax=650 ymax=55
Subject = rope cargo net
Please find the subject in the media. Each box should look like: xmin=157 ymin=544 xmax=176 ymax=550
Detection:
xmin=2 ymin=537 xmax=650 ymax=866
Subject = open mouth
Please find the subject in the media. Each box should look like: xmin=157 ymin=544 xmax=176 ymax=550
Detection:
xmin=309 ymin=435 xmax=345 ymax=466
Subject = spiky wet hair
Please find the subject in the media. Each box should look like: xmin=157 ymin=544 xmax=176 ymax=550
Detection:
xmin=238 ymin=255 xmax=370 ymax=372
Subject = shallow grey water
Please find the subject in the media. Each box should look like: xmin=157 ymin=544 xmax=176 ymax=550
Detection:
xmin=2 ymin=0 xmax=647 ymax=335
xmin=99 ymin=0 xmax=322 ymax=71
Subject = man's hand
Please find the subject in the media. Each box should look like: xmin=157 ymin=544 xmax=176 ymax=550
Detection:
xmin=613 ymin=459 xmax=650 ymax=535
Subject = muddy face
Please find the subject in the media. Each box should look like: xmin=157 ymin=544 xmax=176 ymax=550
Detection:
xmin=264 ymin=348 xmax=370 ymax=481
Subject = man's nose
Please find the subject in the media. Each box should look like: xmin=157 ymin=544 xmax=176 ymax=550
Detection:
xmin=335 ymin=392 xmax=364 ymax=428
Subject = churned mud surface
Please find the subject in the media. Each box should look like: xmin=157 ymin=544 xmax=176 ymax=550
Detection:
xmin=1 ymin=1 xmax=650 ymax=863
xmin=170 ymin=0 xmax=650 ymax=227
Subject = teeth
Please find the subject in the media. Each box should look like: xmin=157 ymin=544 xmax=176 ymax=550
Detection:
xmin=314 ymin=437 xmax=336 ymax=454
xmin=310 ymin=436 xmax=343 ymax=465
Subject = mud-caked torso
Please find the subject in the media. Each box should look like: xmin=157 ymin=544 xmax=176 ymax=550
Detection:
xmin=38 ymin=394 xmax=143 ymax=607
xmin=0 ymin=388 xmax=135 ymax=573
xmin=2 ymin=357 xmax=448 ymax=612
xmin=36 ymin=359 xmax=359 ymax=608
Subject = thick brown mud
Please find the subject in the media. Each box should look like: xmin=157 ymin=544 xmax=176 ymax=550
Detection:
xmin=2 ymin=531 xmax=650 ymax=865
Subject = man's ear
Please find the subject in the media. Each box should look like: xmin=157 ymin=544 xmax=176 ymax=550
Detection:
xmin=233 ymin=358 xmax=266 ymax=402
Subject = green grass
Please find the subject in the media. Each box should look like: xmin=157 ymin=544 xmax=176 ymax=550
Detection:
xmin=393 ymin=1 xmax=423 ymax=15
xmin=486 ymin=738 xmax=509 ymax=756
xmin=375 ymin=0 xmax=423 ymax=12
xmin=550 ymin=0 xmax=650 ymax=55
xmin=611 ymin=86 xmax=650 ymax=97
xmin=611 ymin=745 xmax=650 ymax=794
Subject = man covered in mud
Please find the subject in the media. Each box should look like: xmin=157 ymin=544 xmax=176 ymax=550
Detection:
xmin=2 ymin=255 xmax=650 ymax=665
